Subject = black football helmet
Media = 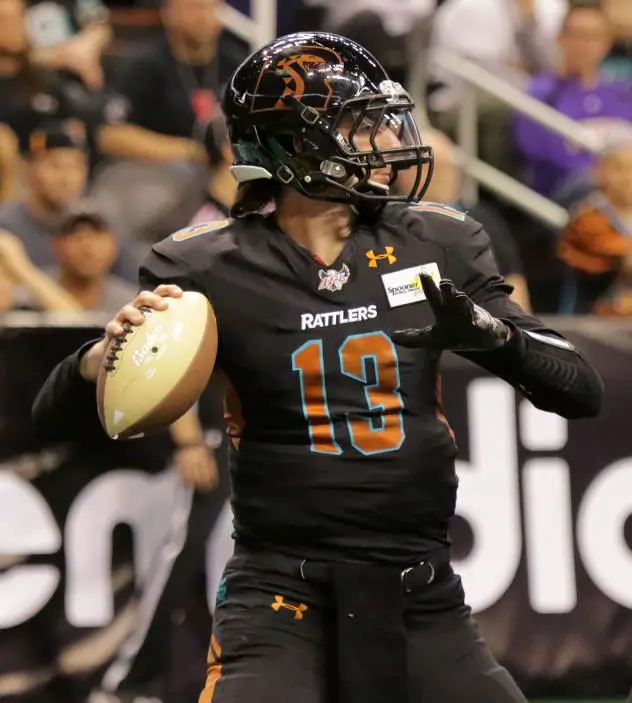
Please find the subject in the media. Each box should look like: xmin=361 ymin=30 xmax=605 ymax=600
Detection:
xmin=222 ymin=31 xmax=433 ymax=205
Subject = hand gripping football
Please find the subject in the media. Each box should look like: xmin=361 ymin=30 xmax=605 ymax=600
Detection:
xmin=96 ymin=292 xmax=217 ymax=440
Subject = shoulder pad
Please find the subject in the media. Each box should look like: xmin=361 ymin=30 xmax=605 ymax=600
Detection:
xmin=409 ymin=202 xmax=466 ymax=222
xmin=171 ymin=219 xmax=232 ymax=242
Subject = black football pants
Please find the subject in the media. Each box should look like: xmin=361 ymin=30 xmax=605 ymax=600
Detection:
xmin=198 ymin=549 xmax=527 ymax=703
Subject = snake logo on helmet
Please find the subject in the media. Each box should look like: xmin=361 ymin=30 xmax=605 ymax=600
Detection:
xmin=222 ymin=32 xmax=434 ymax=206
xmin=250 ymin=46 xmax=341 ymax=113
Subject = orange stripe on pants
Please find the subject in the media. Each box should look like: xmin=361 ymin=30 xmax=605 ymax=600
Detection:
xmin=198 ymin=634 xmax=223 ymax=703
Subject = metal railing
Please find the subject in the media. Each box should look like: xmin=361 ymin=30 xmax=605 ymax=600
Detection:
xmin=409 ymin=42 xmax=603 ymax=230
xmin=218 ymin=0 xmax=277 ymax=51
xmin=438 ymin=50 xmax=602 ymax=154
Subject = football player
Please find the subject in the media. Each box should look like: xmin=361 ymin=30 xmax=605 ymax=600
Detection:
xmin=33 ymin=32 xmax=604 ymax=703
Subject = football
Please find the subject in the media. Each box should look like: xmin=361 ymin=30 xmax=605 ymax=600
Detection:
xmin=96 ymin=291 xmax=217 ymax=440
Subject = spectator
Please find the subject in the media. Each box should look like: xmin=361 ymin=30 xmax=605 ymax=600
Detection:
xmin=0 ymin=123 xmax=141 ymax=282
xmin=558 ymin=136 xmax=632 ymax=315
xmin=602 ymin=0 xmax=632 ymax=89
xmin=0 ymin=0 xmax=98 ymax=199
xmin=26 ymin=0 xmax=112 ymax=91
xmin=0 ymin=0 xmax=98 ymax=161
xmin=0 ymin=228 xmax=82 ymax=312
xmin=188 ymin=116 xmax=236 ymax=225
xmin=430 ymin=0 xmax=567 ymax=171
xmin=93 ymin=0 xmax=247 ymax=240
xmin=45 ymin=200 xmax=137 ymax=314
xmin=514 ymin=2 xmax=632 ymax=200
xmin=99 ymin=0 xmax=243 ymax=164
xmin=398 ymin=129 xmax=532 ymax=311
xmin=52 ymin=203 xmax=220 ymax=502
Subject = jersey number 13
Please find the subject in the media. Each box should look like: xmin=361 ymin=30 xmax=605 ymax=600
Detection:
xmin=291 ymin=332 xmax=405 ymax=456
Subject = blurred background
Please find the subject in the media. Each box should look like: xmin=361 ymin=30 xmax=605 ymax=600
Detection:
xmin=0 ymin=0 xmax=631 ymax=702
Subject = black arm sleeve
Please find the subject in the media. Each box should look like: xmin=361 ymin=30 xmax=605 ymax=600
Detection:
xmin=31 ymin=340 xmax=103 ymax=442
xmin=450 ymin=225 xmax=604 ymax=419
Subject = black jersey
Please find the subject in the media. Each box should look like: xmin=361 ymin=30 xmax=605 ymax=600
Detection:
xmin=135 ymin=203 xmax=599 ymax=562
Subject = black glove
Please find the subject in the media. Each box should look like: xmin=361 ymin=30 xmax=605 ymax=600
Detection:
xmin=392 ymin=274 xmax=511 ymax=352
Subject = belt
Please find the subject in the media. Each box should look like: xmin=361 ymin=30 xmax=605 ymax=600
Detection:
xmin=233 ymin=546 xmax=452 ymax=594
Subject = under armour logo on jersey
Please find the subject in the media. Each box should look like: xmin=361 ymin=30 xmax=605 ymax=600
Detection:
xmin=318 ymin=263 xmax=350 ymax=292
xmin=366 ymin=247 xmax=396 ymax=268
xmin=271 ymin=595 xmax=308 ymax=619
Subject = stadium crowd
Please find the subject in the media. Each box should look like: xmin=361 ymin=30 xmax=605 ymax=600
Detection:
xmin=0 ymin=0 xmax=630 ymax=320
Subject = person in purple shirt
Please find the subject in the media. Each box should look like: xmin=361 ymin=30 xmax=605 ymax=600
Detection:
xmin=514 ymin=2 xmax=632 ymax=200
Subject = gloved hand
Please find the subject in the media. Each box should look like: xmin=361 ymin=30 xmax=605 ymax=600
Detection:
xmin=392 ymin=274 xmax=511 ymax=352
